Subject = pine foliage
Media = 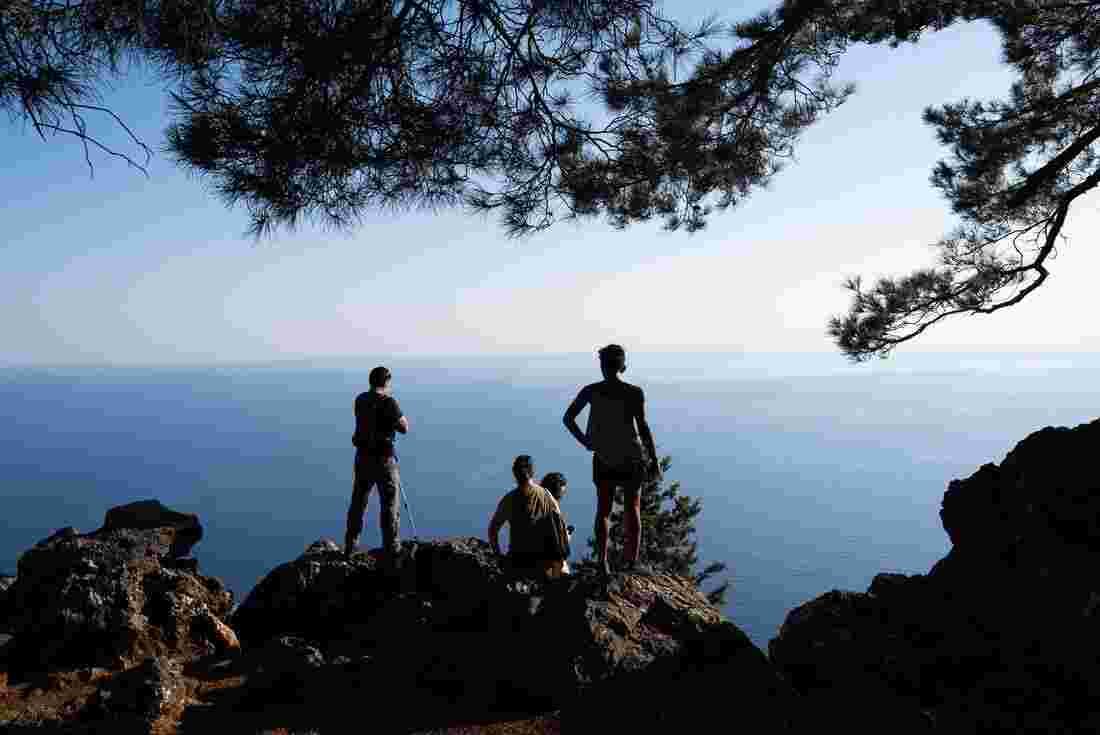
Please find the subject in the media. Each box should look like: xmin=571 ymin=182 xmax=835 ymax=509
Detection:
xmin=4 ymin=1 xmax=1099 ymax=358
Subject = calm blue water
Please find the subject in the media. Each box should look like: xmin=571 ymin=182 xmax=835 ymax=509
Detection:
xmin=3 ymin=352 xmax=1099 ymax=649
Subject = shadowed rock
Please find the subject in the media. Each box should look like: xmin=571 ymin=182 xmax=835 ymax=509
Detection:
xmin=3 ymin=501 xmax=234 ymax=675
xmin=84 ymin=656 xmax=188 ymax=734
xmin=101 ymin=499 xmax=203 ymax=559
xmin=0 ymin=575 xmax=14 ymax=632
xmin=769 ymin=418 xmax=1100 ymax=733
xmin=228 ymin=536 xmax=796 ymax=730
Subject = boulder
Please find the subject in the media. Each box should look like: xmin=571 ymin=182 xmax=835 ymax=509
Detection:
xmin=232 ymin=536 xmax=797 ymax=729
xmin=84 ymin=656 xmax=188 ymax=734
xmin=102 ymin=499 xmax=203 ymax=559
xmin=559 ymin=577 xmax=798 ymax=730
xmin=3 ymin=501 xmax=234 ymax=674
xmin=231 ymin=537 xmax=502 ymax=647
xmin=770 ymin=418 xmax=1100 ymax=732
xmin=240 ymin=635 xmax=326 ymax=705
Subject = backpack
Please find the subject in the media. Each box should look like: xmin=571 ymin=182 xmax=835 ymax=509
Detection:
xmin=538 ymin=508 xmax=571 ymax=561
xmin=354 ymin=393 xmax=395 ymax=455
xmin=507 ymin=488 xmax=571 ymax=562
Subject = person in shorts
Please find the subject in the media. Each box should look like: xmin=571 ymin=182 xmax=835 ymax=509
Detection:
xmin=563 ymin=344 xmax=660 ymax=577
xmin=345 ymin=366 xmax=409 ymax=567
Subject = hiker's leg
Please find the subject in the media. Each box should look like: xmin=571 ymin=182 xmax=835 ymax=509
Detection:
xmin=593 ymin=468 xmax=616 ymax=570
xmin=623 ymin=479 xmax=643 ymax=565
xmin=378 ymin=458 xmax=402 ymax=559
xmin=345 ymin=457 xmax=370 ymax=554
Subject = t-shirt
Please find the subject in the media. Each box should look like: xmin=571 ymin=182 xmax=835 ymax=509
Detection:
xmin=491 ymin=484 xmax=567 ymax=578
xmin=352 ymin=391 xmax=403 ymax=459
xmin=578 ymin=380 xmax=646 ymax=468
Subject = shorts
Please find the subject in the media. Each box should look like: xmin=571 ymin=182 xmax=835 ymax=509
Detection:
xmin=592 ymin=454 xmax=646 ymax=488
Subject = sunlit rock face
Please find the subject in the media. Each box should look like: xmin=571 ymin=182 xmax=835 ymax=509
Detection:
xmin=770 ymin=418 xmax=1100 ymax=733
xmin=3 ymin=500 xmax=234 ymax=674
xmin=230 ymin=536 xmax=797 ymax=730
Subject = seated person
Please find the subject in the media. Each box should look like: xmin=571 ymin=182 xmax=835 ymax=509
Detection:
xmin=541 ymin=472 xmax=574 ymax=575
xmin=488 ymin=456 xmax=568 ymax=580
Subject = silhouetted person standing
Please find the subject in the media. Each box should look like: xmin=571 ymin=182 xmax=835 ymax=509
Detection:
xmin=563 ymin=345 xmax=660 ymax=576
xmin=346 ymin=366 xmax=409 ymax=565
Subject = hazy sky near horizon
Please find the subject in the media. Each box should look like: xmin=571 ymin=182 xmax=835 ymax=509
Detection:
xmin=3 ymin=1 xmax=1099 ymax=366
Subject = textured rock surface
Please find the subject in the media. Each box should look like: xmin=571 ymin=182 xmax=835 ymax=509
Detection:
xmin=85 ymin=656 xmax=188 ymax=732
xmin=231 ymin=536 xmax=795 ymax=728
xmin=102 ymin=499 xmax=203 ymax=558
xmin=0 ymin=576 xmax=14 ymax=632
xmin=769 ymin=418 xmax=1100 ymax=733
xmin=231 ymin=537 xmax=503 ymax=647
xmin=3 ymin=502 xmax=233 ymax=673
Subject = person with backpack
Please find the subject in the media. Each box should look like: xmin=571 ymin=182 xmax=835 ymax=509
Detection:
xmin=563 ymin=344 xmax=660 ymax=577
xmin=345 ymin=366 xmax=409 ymax=566
xmin=488 ymin=456 xmax=570 ymax=580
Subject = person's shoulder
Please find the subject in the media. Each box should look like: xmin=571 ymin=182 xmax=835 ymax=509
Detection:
xmin=538 ymin=485 xmax=562 ymax=511
xmin=607 ymin=380 xmax=643 ymax=398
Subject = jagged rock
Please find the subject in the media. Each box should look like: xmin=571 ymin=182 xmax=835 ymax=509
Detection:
xmin=233 ymin=536 xmax=796 ymax=726
xmin=231 ymin=537 xmax=500 ymax=647
xmin=3 ymin=501 xmax=234 ymax=673
xmin=85 ymin=656 xmax=187 ymax=733
xmin=0 ymin=632 xmax=13 ymax=684
xmin=191 ymin=607 xmax=241 ymax=657
xmin=240 ymin=635 xmax=326 ymax=705
xmin=770 ymin=418 xmax=1100 ymax=733
xmin=0 ymin=575 xmax=14 ymax=632
xmin=558 ymin=576 xmax=798 ymax=730
xmin=254 ymin=635 xmax=326 ymax=673
xmin=102 ymin=499 xmax=203 ymax=559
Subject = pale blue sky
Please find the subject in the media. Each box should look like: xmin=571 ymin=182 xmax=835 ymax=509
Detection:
xmin=3 ymin=2 xmax=1098 ymax=366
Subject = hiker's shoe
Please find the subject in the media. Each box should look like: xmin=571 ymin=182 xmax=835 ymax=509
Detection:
xmin=343 ymin=543 xmax=356 ymax=561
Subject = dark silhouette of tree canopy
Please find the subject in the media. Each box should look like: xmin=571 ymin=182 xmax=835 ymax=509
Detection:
xmin=161 ymin=0 xmax=733 ymax=238
xmin=3 ymin=1 xmax=1099 ymax=359
xmin=0 ymin=0 xmax=217 ymax=174
xmin=575 ymin=456 xmax=730 ymax=606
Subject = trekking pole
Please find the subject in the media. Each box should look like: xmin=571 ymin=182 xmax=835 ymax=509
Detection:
xmin=402 ymin=487 xmax=418 ymax=538
xmin=400 ymin=440 xmax=417 ymax=537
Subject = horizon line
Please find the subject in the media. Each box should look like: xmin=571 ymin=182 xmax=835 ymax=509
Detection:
xmin=4 ymin=348 xmax=1100 ymax=371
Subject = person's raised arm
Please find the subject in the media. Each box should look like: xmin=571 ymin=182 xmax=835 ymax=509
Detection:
xmin=634 ymin=388 xmax=661 ymax=481
xmin=563 ymin=385 xmax=593 ymax=451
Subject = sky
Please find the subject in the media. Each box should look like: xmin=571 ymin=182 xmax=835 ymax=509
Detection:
xmin=2 ymin=1 xmax=1099 ymax=366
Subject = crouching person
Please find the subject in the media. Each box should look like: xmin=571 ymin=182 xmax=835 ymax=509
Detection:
xmin=541 ymin=472 xmax=574 ymax=575
xmin=488 ymin=456 xmax=570 ymax=580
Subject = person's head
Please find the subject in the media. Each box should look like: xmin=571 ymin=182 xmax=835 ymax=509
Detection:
xmin=541 ymin=472 xmax=567 ymax=501
xmin=598 ymin=344 xmax=627 ymax=379
xmin=369 ymin=366 xmax=392 ymax=392
xmin=512 ymin=455 xmax=535 ymax=485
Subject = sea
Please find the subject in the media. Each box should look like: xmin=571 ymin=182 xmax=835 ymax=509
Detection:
xmin=3 ymin=351 xmax=1099 ymax=650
